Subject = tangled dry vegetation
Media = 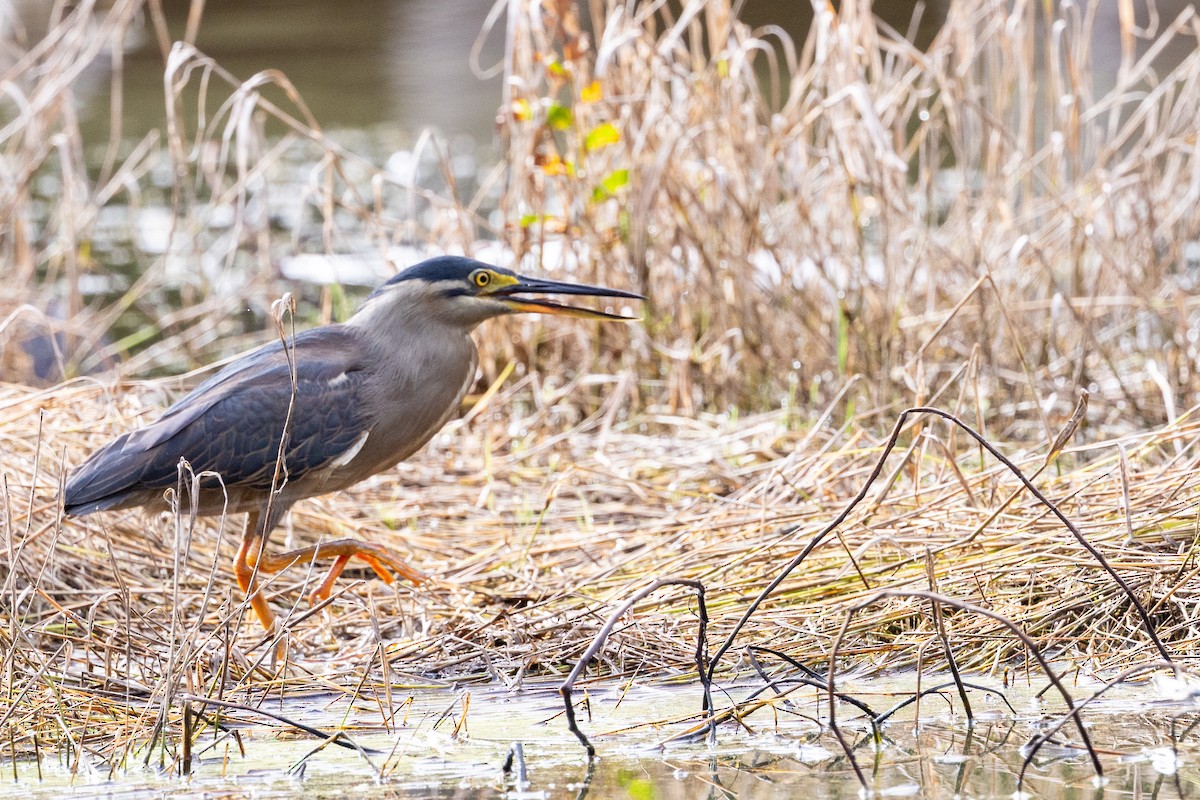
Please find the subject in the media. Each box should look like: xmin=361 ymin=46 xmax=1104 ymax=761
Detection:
xmin=3 ymin=0 xmax=1200 ymax=774
xmin=7 ymin=366 xmax=1200 ymax=769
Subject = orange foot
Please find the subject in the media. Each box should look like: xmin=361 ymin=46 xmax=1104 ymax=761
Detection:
xmin=234 ymin=534 xmax=426 ymax=632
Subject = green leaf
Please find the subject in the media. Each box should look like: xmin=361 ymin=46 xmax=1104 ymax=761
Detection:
xmin=547 ymin=102 xmax=574 ymax=130
xmin=625 ymin=778 xmax=656 ymax=800
xmin=584 ymin=121 xmax=621 ymax=151
xmin=603 ymin=169 xmax=629 ymax=193
xmin=591 ymin=170 xmax=630 ymax=202
xmin=329 ymin=282 xmax=351 ymax=322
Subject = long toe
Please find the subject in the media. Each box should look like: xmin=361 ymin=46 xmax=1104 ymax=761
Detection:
xmin=361 ymin=544 xmax=427 ymax=585
xmin=309 ymin=554 xmax=354 ymax=604
xmin=256 ymin=538 xmax=426 ymax=606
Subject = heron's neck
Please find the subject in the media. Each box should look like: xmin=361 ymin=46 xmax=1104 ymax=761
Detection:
xmin=345 ymin=287 xmax=474 ymax=350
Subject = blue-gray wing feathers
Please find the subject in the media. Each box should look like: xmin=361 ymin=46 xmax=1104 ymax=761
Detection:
xmin=64 ymin=327 xmax=370 ymax=515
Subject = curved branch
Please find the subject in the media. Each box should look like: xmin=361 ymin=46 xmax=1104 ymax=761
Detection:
xmin=560 ymin=578 xmax=709 ymax=756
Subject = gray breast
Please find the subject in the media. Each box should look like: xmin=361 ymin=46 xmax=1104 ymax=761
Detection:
xmin=322 ymin=327 xmax=478 ymax=490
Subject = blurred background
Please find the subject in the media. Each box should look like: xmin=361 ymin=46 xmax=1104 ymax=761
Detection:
xmin=3 ymin=0 xmax=1200 ymax=431
xmin=9 ymin=0 xmax=946 ymax=140
xmin=10 ymin=0 xmax=1197 ymax=145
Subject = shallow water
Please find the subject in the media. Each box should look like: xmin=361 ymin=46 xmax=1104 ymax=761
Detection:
xmin=2 ymin=676 xmax=1196 ymax=799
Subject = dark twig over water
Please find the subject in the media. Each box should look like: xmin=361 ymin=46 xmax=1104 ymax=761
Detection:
xmin=560 ymin=578 xmax=709 ymax=756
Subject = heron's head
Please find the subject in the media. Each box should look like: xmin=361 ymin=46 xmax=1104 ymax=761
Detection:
xmin=360 ymin=256 xmax=644 ymax=329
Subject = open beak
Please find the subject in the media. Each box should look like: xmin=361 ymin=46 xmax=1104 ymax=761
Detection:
xmin=492 ymin=275 xmax=645 ymax=320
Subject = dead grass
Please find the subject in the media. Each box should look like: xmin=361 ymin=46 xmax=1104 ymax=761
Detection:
xmin=500 ymin=0 xmax=1200 ymax=423
xmin=3 ymin=0 xmax=1200 ymax=776
xmin=5 ymin=374 xmax=1200 ymax=767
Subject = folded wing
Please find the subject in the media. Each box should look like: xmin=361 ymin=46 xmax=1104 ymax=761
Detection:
xmin=64 ymin=327 xmax=371 ymax=515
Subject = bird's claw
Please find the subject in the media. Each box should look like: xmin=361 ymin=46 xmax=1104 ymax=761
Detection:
xmin=305 ymin=545 xmax=427 ymax=606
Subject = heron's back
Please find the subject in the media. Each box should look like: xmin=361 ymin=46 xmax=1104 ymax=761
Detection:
xmin=63 ymin=321 xmax=478 ymax=520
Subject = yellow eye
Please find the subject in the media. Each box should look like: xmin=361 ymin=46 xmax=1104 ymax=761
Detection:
xmin=472 ymin=270 xmax=492 ymax=288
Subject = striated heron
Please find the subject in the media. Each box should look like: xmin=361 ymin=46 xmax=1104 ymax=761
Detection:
xmin=64 ymin=256 xmax=643 ymax=632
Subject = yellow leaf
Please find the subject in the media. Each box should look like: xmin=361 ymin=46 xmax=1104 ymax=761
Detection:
xmin=541 ymin=155 xmax=574 ymax=176
xmin=585 ymin=122 xmax=621 ymax=151
xmin=511 ymin=98 xmax=533 ymax=121
xmin=581 ymin=81 xmax=602 ymax=104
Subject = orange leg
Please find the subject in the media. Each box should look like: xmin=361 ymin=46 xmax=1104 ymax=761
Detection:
xmin=234 ymin=520 xmax=278 ymax=633
xmin=234 ymin=511 xmax=426 ymax=631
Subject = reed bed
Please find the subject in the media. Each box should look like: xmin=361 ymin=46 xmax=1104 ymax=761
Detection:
xmin=2 ymin=0 xmax=1200 ymax=777
xmin=5 ymin=375 xmax=1200 ymax=768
